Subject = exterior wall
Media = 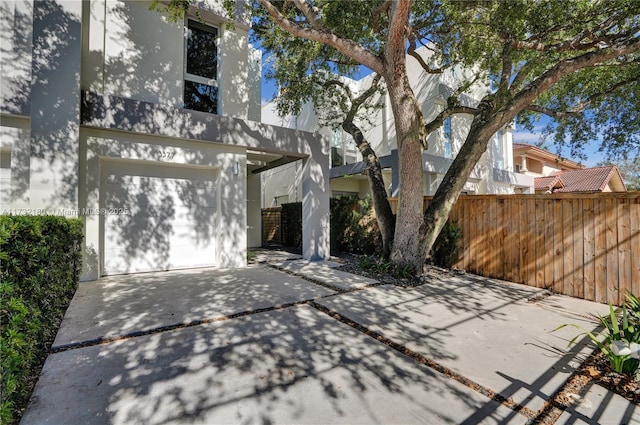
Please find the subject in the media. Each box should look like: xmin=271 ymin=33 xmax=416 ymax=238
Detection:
xmin=80 ymin=127 xmax=247 ymax=280
xmin=330 ymin=177 xmax=368 ymax=198
xmin=84 ymin=0 xmax=184 ymax=106
xmin=1 ymin=0 xmax=33 ymax=116
xmin=247 ymin=46 xmax=262 ymax=122
xmin=541 ymin=163 xmax=565 ymax=176
xmin=0 ymin=116 xmax=30 ymax=207
xmin=261 ymin=161 xmax=302 ymax=207
xmin=1 ymin=0 xmax=82 ymax=211
xmin=246 ymin=172 xmax=261 ymax=247
xmin=81 ymin=0 xmax=256 ymax=119
xmin=2 ymin=1 xmax=330 ymax=278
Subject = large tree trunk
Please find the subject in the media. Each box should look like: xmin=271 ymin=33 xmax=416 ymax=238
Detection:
xmin=343 ymin=121 xmax=395 ymax=258
xmin=418 ymin=100 xmax=502 ymax=264
xmin=386 ymin=73 xmax=428 ymax=270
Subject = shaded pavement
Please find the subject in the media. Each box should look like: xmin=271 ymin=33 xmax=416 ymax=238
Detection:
xmin=20 ymin=253 xmax=638 ymax=425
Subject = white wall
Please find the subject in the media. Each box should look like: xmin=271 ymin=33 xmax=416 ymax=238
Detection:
xmin=82 ymin=0 xmax=258 ymax=119
xmin=246 ymin=172 xmax=261 ymax=247
xmin=261 ymin=161 xmax=302 ymax=207
xmin=80 ymin=127 xmax=247 ymax=280
xmin=1 ymin=0 xmax=33 ymax=116
xmin=0 ymin=116 xmax=30 ymax=208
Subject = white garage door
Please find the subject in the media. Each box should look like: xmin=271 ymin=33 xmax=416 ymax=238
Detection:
xmin=101 ymin=161 xmax=218 ymax=275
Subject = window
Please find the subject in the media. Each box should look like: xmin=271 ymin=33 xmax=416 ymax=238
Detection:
xmin=331 ymin=129 xmax=344 ymax=167
xmin=493 ymin=130 xmax=505 ymax=169
xmin=184 ymin=20 xmax=219 ymax=114
xmin=515 ymin=164 xmax=522 ymax=173
xmin=443 ymin=117 xmax=452 ymax=159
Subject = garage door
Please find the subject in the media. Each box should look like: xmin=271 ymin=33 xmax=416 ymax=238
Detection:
xmin=101 ymin=161 xmax=219 ymax=275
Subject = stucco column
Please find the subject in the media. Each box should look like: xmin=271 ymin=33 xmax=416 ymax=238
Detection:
xmin=301 ymin=136 xmax=330 ymax=261
xmin=521 ymin=155 xmax=528 ymax=172
xmin=29 ymin=0 xmax=82 ymax=210
xmin=246 ymin=171 xmax=262 ymax=248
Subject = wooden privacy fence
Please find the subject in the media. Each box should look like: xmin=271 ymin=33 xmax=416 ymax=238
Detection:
xmin=390 ymin=193 xmax=640 ymax=305
xmin=261 ymin=207 xmax=282 ymax=245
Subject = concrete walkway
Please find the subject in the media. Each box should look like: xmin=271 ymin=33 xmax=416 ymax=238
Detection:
xmin=20 ymin=257 xmax=638 ymax=425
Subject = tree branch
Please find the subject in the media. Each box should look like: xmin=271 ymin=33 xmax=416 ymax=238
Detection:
xmin=511 ymin=27 xmax=639 ymax=53
xmin=350 ymin=74 xmax=383 ymax=116
xmin=292 ymin=0 xmax=322 ymax=28
xmin=424 ymin=105 xmax=478 ymax=136
xmin=318 ymin=79 xmax=354 ymax=104
xmin=497 ymin=38 xmax=513 ymax=100
xmin=526 ymin=76 xmax=640 ymax=118
xmin=385 ymin=0 xmax=411 ymax=70
xmin=257 ymin=0 xmax=385 ymax=74
xmin=407 ymin=32 xmax=444 ymax=74
xmin=505 ymin=36 xmax=640 ymax=119
xmin=372 ymin=0 xmax=391 ymax=34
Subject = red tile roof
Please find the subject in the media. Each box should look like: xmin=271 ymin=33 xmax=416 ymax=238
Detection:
xmin=534 ymin=165 xmax=626 ymax=193
xmin=534 ymin=175 xmax=563 ymax=191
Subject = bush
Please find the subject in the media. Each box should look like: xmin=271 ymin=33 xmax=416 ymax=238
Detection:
xmin=431 ymin=222 xmax=463 ymax=269
xmin=0 ymin=215 xmax=83 ymax=425
xmin=281 ymin=202 xmax=302 ymax=248
xmin=556 ymin=292 xmax=640 ymax=379
xmin=330 ymin=195 xmax=382 ymax=256
xmin=358 ymin=255 xmax=415 ymax=278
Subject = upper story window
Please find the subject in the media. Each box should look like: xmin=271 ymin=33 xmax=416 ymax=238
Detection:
xmin=493 ymin=130 xmax=505 ymax=169
xmin=184 ymin=19 xmax=219 ymax=114
xmin=330 ymin=129 xmax=358 ymax=167
xmin=443 ymin=117 xmax=452 ymax=159
xmin=331 ymin=129 xmax=344 ymax=167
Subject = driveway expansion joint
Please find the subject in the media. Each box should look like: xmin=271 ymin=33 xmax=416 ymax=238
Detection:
xmin=50 ymin=299 xmax=314 ymax=354
xmin=265 ymin=263 xmax=385 ymax=294
xmin=308 ymin=300 xmax=538 ymax=421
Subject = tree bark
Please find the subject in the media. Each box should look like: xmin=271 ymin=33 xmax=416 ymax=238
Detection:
xmin=342 ymin=121 xmax=395 ymax=258
xmin=386 ymin=73 xmax=428 ymax=270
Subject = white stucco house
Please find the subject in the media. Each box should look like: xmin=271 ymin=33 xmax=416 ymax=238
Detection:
xmin=1 ymin=0 xmax=330 ymax=280
xmin=261 ymin=48 xmax=534 ymax=206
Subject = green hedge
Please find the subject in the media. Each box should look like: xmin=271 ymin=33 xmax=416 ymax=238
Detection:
xmin=330 ymin=195 xmax=382 ymax=256
xmin=0 ymin=216 xmax=83 ymax=425
xmin=431 ymin=222 xmax=463 ymax=269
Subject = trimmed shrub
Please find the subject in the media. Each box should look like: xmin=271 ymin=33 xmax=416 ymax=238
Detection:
xmin=0 ymin=216 xmax=83 ymax=425
xmin=431 ymin=222 xmax=463 ymax=269
xmin=281 ymin=202 xmax=302 ymax=248
xmin=330 ymin=195 xmax=382 ymax=256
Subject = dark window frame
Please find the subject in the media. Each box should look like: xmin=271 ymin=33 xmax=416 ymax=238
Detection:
xmin=183 ymin=19 xmax=219 ymax=114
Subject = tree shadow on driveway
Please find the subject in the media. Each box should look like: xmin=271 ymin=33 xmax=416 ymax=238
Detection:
xmin=22 ymin=304 xmax=517 ymax=425
xmin=315 ymin=274 xmax=611 ymax=415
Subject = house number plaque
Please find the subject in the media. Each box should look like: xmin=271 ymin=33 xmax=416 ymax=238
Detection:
xmin=156 ymin=150 xmax=175 ymax=159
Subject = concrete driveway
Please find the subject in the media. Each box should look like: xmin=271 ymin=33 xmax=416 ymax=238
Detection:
xmin=20 ymin=261 xmax=637 ymax=425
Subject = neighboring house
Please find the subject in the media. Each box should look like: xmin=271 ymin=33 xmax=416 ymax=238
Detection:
xmin=261 ymin=47 xmax=534 ymax=207
xmin=512 ymin=144 xmax=626 ymax=193
xmin=1 ymin=0 xmax=330 ymax=280
xmin=512 ymin=143 xmax=584 ymax=176
xmin=534 ymin=166 xmax=627 ymax=194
